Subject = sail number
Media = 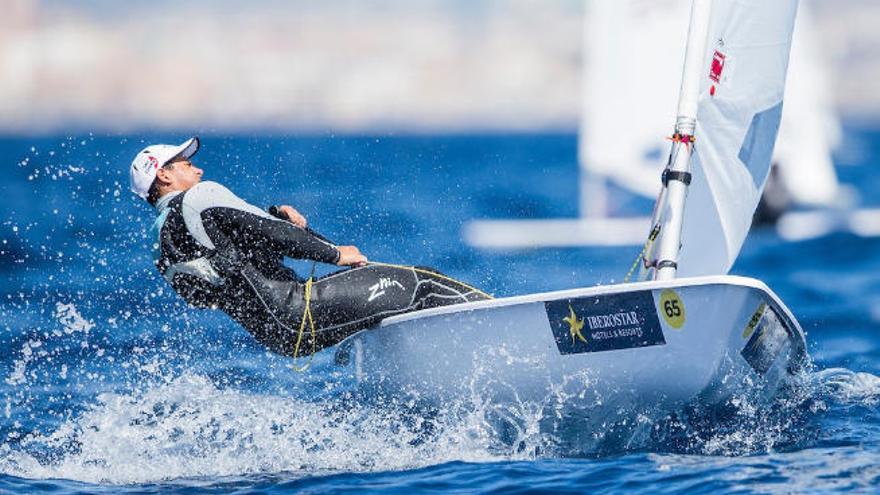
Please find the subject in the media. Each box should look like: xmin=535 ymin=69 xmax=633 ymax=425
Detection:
xmin=665 ymin=300 xmax=682 ymax=317
xmin=658 ymin=289 xmax=686 ymax=329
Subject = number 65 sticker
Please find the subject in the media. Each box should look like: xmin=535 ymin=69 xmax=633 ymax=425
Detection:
xmin=658 ymin=289 xmax=686 ymax=329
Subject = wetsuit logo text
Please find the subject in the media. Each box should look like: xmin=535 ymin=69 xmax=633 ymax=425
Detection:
xmin=368 ymin=278 xmax=405 ymax=302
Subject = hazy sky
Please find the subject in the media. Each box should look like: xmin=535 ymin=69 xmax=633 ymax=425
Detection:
xmin=2 ymin=0 xmax=877 ymax=133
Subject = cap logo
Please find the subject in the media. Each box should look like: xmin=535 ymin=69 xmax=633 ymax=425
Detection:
xmin=148 ymin=156 xmax=159 ymax=169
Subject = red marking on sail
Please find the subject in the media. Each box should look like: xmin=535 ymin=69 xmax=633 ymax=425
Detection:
xmin=709 ymin=50 xmax=726 ymax=83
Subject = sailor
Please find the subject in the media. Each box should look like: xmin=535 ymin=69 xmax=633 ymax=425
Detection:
xmin=129 ymin=137 xmax=490 ymax=357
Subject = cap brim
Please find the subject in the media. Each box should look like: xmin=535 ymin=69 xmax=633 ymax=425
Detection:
xmin=170 ymin=136 xmax=200 ymax=162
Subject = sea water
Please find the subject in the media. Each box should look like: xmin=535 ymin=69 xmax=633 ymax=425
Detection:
xmin=0 ymin=132 xmax=878 ymax=493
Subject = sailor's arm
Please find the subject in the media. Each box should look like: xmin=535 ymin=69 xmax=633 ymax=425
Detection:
xmin=221 ymin=209 xmax=341 ymax=263
xmin=268 ymin=204 xmax=367 ymax=266
xmin=187 ymin=182 xmax=340 ymax=264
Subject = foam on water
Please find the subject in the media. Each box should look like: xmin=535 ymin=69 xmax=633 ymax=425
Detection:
xmin=0 ymin=373 xmax=509 ymax=485
xmin=1 ymin=300 xmax=877 ymax=486
xmin=812 ymin=368 xmax=880 ymax=406
xmin=2 ymin=343 xmax=877 ymax=486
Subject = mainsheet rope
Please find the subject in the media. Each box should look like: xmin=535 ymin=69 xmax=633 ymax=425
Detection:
xmin=290 ymin=262 xmax=318 ymax=371
xmin=624 ymin=224 xmax=660 ymax=283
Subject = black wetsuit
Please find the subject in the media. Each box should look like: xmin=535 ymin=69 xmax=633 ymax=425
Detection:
xmin=151 ymin=181 xmax=489 ymax=356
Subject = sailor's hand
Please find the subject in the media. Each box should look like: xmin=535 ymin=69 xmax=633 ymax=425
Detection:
xmin=278 ymin=205 xmax=307 ymax=228
xmin=337 ymin=245 xmax=368 ymax=267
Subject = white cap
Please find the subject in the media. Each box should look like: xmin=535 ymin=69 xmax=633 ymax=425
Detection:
xmin=129 ymin=137 xmax=200 ymax=200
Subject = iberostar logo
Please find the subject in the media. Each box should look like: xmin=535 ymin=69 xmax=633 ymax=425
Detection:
xmin=545 ymin=292 xmax=665 ymax=355
xmin=563 ymin=304 xmax=587 ymax=345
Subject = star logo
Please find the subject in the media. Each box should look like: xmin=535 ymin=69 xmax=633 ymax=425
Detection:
xmin=563 ymin=304 xmax=587 ymax=345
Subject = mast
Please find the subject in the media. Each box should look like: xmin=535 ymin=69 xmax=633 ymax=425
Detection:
xmin=653 ymin=0 xmax=713 ymax=280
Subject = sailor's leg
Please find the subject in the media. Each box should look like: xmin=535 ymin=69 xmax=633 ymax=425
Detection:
xmin=229 ymin=268 xmax=307 ymax=357
xmin=306 ymin=264 xmax=490 ymax=349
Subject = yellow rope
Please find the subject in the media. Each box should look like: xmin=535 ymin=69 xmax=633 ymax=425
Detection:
xmin=290 ymin=276 xmax=317 ymax=372
xmin=368 ymin=261 xmax=494 ymax=299
xmin=624 ymin=225 xmax=660 ymax=283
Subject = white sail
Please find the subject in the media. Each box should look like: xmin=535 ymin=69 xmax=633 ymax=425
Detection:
xmin=675 ymin=0 xmax=799 ymax=277
xmin=582 ymin=0 xmax=838 ymax=208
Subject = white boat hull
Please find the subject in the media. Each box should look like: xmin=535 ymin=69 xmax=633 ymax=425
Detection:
xmin=335 ymin=276 xmax=807 ymax=417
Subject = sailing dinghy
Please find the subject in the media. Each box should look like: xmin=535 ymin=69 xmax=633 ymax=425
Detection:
xmin=335 ymin=0 xmax=808 ymax=416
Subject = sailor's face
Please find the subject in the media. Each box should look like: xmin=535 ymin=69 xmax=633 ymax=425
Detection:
xmin=162 ymin=159 xmax=203 ymax=190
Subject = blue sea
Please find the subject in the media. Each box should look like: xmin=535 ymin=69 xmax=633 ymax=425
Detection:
xmin=1 ymin=131 xmax=879 ymax=493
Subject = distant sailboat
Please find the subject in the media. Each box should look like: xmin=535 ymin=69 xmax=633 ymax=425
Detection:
xmin=578 ymin=0 xmax=690 ymax=204
xmin=773 ymin=2 xmax=842 ymax=209
xmin=772 ymin=14 xmax=880 ymax=241
xmin=463 ymin=0 xmax=671 ymax=248
xmin=463 ymin=0 xmax=875 ymax=248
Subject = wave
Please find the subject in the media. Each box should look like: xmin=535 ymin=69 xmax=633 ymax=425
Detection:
xmin=810 ymin=367 xmax=880 ymax=406
xmin=0 ymin=373 xmax=507 ymax=485
xmin=2 ymin=303 xmax=879 ymax=484
xmin=1 ymin=363 xmax=877 ymax=485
